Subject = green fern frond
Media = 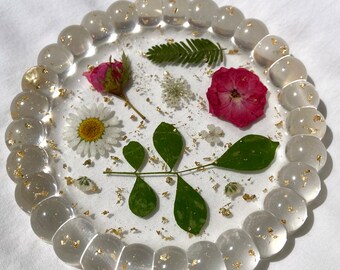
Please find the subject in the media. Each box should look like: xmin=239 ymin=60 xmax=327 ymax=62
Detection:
xmin=146 ymin=38 xmax=225 ymax=66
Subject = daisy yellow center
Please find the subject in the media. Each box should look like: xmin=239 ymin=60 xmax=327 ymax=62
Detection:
xmin=78 ymin=118 xmax=105 ymax=142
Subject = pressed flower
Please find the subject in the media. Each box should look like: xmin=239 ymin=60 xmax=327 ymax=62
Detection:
xmin=63 ymin=103 xmax=121 ymax=157
xmin=225 ymin=182 xmax=242 ymax=198
xmin=74 ymin=176 xmax=98 ymax=193
xmin=161 ymin=74 xmax=193 ymax=109
xmin=199 ymin=124 xmax=224 ymax=145
xmin=206 ymin=67 xmax=268 ymax=128
xmin=83 ymin=53 xmax=146 ymax=119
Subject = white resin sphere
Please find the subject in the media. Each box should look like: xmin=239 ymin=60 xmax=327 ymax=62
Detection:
xmin=253 ymin=35 xmax=289 ymax=67
xmin=188 ymin=0 xmax=218 ymax=29
xmin=234 ymin=18 xmax=269 ymax=50
xmin=162 ymin=0 xmax=189 ymax=26
xmin=278 ymin=162 xmax=321 ymax=203
xmin=269 ymin=55 xmax=307 ymax=88
xmin=81 ymin=10 xmax=114 ymax=40
xmin=286 ymin=135 xmax=327 ymax=171
xmin=212 ymin=6 xmax=245 ymax=37
xmin=264 ymin=188 xmax=308 ymax=234
xmin=216 ymin=229 xmax=260 ymax=270
xmin=287 ymin=107 xmax=326 ymax=139
xmin=154 ymin=246 xmax=188 ymax=270
xmin=243 ymin=211 xmax=287 ymax=258
xmin=116 ymin=243 xmax=154 ymax=269
xmin=135 ymin=0 xmax=163 ymax=26
xmin=279 ymin=80 xmax=320 ymax=111
xmin=107 ymin=1 xmax=138 ymax=32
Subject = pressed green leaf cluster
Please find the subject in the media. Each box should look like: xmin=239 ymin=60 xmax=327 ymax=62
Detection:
xmin=118 ymin=122 xmax=279 ymax=235
xmin=146 ymin=38 xmax=224 ymax=66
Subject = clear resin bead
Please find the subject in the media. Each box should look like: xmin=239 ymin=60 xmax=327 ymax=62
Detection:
xmin=116 ymin=243 xmax=154 ymax=270
xmin=212 ymin=6 xmax=245 ymax=37
xmin=286 ymin=135 xmax=327 ymax=171
xmin=37 ymin=43 xmax=74 ymax=74
xmin=5 ymin=118 xmax=46 ymax=151
xmin=81 ymin=11 xmax=113 ymax=40
xmin=81 ymin=233 xmax=125 ymax=270
xmin=6 ymin=145 xmax=49 ymax=183
xmin=278 ymin=162 xmax=321 ymax=203
xmin=264 ymin=188 xmax=308 ymax=234
xmin=53 ymin=217 xmax=96 ymax=267
xmin=234 ymin=18 xmax=269 ymax=51
xmin=287 ymin=107 xmax=326 ymax=139
xmin=188 ymin=0 xmax=218 ymax=29
xmin=253 ymin=35 xmax=289 ymax=67
xmin=107 ymin=1 xmax=138 ymax=32
xmin=279 ymin=80 xmax=320 ymax=111
xmin=15 ymin=172 xmax=57 ymax=214
xmin=30 ymin=196 xmax=74 ymax=242
xmin=21 ymin=65 xmax=59 ymax=98
xmin=135 ymin=0 xmax=163 ymax=26
xmin=243 ymin=211 xmax=287 ymax=258
xmin=58 ymin=25 xmax=93 ymax=56
xmin=187 ymin=241 xmax=226 ymax=270
xmin=216 ymin=229 xmax=260 ymax=270
xmin=269 ymin=55 xmax=307 ymax=88
xmin=163 ymin=0 xmax=189 ymax=26
xmin=10 ymin=91 xmax=50 ymax=120
xmin=154 ymin=246 xmax=187 ymax=270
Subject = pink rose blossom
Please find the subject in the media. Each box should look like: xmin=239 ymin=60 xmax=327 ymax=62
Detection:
xmin=83 ymin=54 xmax=130 ymax=96
xmin=206 ymin=67 xmax=268 ymax=128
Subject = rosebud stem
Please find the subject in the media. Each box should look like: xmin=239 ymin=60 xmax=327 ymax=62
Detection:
xmin=121 ymin=94 xmax=146 ymax=120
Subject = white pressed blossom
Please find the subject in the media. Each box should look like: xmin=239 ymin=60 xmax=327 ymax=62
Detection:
xmin=161 ymin=74 xmax=194 ymax=109
xmin=63 ymin=103 xmax=121 ymax=157
xmin=199 ymin=124 xmax=225 ymax=145
xmin=74 ymin=176 xmax=98 ymax=193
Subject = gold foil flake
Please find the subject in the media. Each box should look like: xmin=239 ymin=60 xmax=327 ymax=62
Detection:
xmin=313 ymin=114 xmax=323 ymax=122
xmin=106 ymin=227 xmax=125 ymax=238
xmin=263 ymin=188 xmax=268 ymax=193
xmin=65 ymin=176 xmax=74 ymax=185
xmin=156 ymin=230 xmax=174 ymax=241
xmin=227 ymin=49 xmax=239 ymax=55
xmin=16 ymin=150 xmax=25 ymax=158
xmin=212 ymin=183 xmax=220 ymax=192
xmin=162 ymin=191 xmax=170 ymax=199
xmin=14 ymin=165 xmax=24 ymax=179
xmin=25 ymin=122 xmax=33 ymax=129
xmin=219 ymin=206 xmax=232 ymax=217
xmin=249 ymin=249 xmax=256 ymax=256
xmin=149 ymin=155 xmax=160 ymax=164
xmin=283 ymin=179 xmax=290 ymax=186
xmin=242 ymin=193 xmax=257 ymax=202
xmin=226 ymin=142 xmax=233 ymax=149
xmin=166 ymin=176 xmax=174 ymax=185
xmin=191 ymin=259 xmax=199 ymax=266
xmin=34 ymin=190 xmax=49 ymax=200
xmin=73 ymin=240 xmax=80 ymax=248
xmin=307 ymin=94 xmax=314 ymax=102
xmin=63 ymin=163 xmax=68 ymax=169
xmin=23 ymin=180 xmax=31 ymax=188
xmin=116 ymin=187 xmax=125 ymax=204
xmin=101 ymin=210 xmax=110 ymax=216
xmin=191 ymin=30 xmax=201 ymax=37
xmin=83 ymin=210 xmax=90 ymax=216
xmin=226 ymin=6 xmax=234 ymax=15
xmin=246 ymin=22 xmax=253 ymax=27
xmin=8 ymin=138 xmax=15 ymax=146
xmin=71 ymin=203 xmax=78 ymax=209
xmin=232 ymin=261 xmax=242 ymax=269
xmin=299 ymin=82 xmax=307 ymax=88
xmin=275 ymin=121 xmax=284 ymax=129
xmin=224 ymin=256 xmax=230 ymax=261
xmin=203 ymin=157 xmax=212 ymax=161
xmin=267 ymin=227 xmax=279 ymax=239
xmin=269 ymin=175 xmax=275 ymax=182
xmin=58 ymin=88 xmax=68 ymax=97
xmin=162 ymin=217 xmax=169 ymax=224
xmin=160 ymin=253 xmax=170 ymax=261
xmin=205 ymin=68 xmax=214 ymax=75
xmin=281 ymin=219 xmax=287 ymax=225
xmin=95 ymin=249 xmax=103 ymax=255
xmin=47 ymin=139 xmax=60 ymax=151
xmin=105 ymin=168 xmax=113 ymax=173
xmin=130 ymin=114 xmax=138 ymax=121
xmin=103 ymin=96 xmax=113 ymax=104
xmin=287 ymin=206 xmax=294 ymax=212
xmin=83 ymin=159 xmax=92 ymax=166
xmin=316 ymin=154 xmax=322 ymax=164
xmin=271 ymin=38 xmax=278 ymax=45
xmin=279 ymin=45 xmax=288 ymax=56
xmin=138 ymin=121 xmax=145 ymax=129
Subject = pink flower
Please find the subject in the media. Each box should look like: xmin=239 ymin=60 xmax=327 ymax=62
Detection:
xmin=83 ymin=53 xmax=130 ymax=96
xmin=206 ymin=67 xmax=267 ymax=128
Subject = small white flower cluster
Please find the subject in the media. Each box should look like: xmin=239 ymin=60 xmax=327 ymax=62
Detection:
xmin=161 ymin=74 xmax=194 ymax=109
xmin=199 ymin=124 xmax=225 ymax=145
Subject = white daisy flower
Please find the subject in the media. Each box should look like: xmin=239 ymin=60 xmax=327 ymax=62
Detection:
xmin=199 ymin=124 xmax=225 ymax=145
xmin=161 ymin=74 xmax=194 ymax=109
xmin=63 ymin=103 xmax=121 ymax=157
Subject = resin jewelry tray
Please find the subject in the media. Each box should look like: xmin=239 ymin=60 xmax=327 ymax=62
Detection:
xmin=5 ymin=1 xmax=328 ymax=269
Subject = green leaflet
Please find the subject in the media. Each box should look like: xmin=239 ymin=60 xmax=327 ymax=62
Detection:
xmin=146 ymin=38 xmax=224 ymax=66
xmin=153 ymin=122 xmax=183 ymax=171
xmin=215 ymin=135 xmax=279 ymax=171
xmin=123 ymin=141 xmax=145 ymax=171
xmin=129 ymin=177 xmax=157 ymax=218
xmin=174 ymin=175 xmax=207 ymax=235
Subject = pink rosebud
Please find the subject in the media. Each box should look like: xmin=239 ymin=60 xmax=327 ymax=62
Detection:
xmin=83 ymin=53 xmax=130 ymax=96
xmin=206 ymin=67 xmax=267 ymax=128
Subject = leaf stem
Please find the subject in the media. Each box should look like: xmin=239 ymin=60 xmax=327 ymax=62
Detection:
xmin=121 ymin=94 xmax=146 ymax=120
xmin=103 ymin=162 xmax=215 ymax=177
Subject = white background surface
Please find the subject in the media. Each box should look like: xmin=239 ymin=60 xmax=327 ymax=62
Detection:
xmin=0 ymin=1 xmax=339 ymax=269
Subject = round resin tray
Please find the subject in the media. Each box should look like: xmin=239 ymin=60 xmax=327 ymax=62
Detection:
xmin=5 ymin=1 xmax=328 ymax=269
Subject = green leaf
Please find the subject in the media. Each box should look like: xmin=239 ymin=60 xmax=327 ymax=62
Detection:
xmin=123 ymin=141 xmax=145 ymax=171
xmin=153 ymin=122 xmax=183 ymax=171
xmin=215 ymin=135 xmax=279 ymax=171
xmin=174 ymin=176 xmax=207 ymax=235
xmin=129 ymin=177 xmax=157 ymax=218
xmin=146 ymin=38 xmax=224 ymax=66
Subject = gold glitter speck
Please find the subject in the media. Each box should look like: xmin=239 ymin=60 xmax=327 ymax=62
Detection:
xmin=249 ymin=249 xmax=255 ymax=256
xmin=242 ymin=193 xmax=256 ymax=201
xmin=232 ymin=261 xmax=242 ymax=269
xmin=160 ymin=253 xmax=170 ymax=261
